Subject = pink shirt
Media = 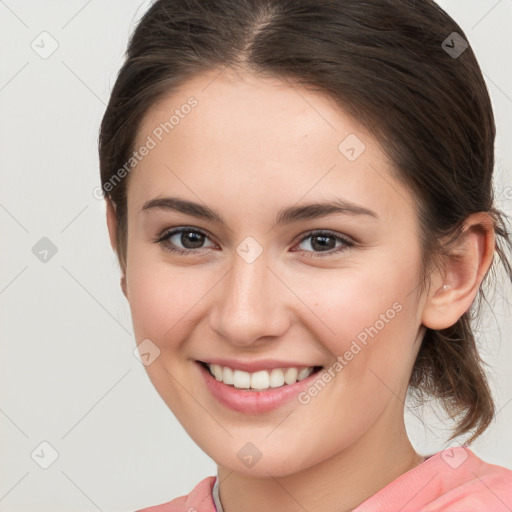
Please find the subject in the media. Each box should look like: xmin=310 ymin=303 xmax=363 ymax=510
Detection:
xmin=136 ymin=447 xmax=512 ymax=511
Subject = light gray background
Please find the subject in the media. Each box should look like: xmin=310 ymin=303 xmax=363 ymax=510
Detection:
xmin=1 ymin=1 xmax=511 ymax=511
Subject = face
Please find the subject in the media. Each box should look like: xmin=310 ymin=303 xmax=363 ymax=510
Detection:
xmin=120 ymin=68 xmax=429 ymax=477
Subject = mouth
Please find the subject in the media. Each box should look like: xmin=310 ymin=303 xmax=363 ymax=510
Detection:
xmin=197 ymin=361 xmax=323 ymax=391
xmin=196 ymin=361 xmax=324 ymax=414
xmin=196 ymin=360 xmax=325 ymax=413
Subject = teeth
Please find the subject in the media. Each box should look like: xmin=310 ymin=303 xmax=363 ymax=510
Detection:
xmin=233 ymin=369 xmax=251 ymax=389
xmin=269 ymin=368 xmax=285 ymax=388
xmin=206 ymin=364 xmax=316 ymax=390
xmin=223 ymin=366 xmax=234 ymax=385
xmin=212 ymin=364 xmax=223 ymax=381
xmin=297 ymin=368 xmax=312 ymax=381
xmin=284 ymin=367 xmax=298 ymax=385
xmin=250 ymin=370 xmax=269 ymax=390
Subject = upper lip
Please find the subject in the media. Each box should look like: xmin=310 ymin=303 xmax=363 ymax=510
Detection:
xmin=197 ymin=358 xmax=322 ymax=373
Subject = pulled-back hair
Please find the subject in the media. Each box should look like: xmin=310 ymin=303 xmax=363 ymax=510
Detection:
xmin=99 ymin=0 xmax=512 ymax=443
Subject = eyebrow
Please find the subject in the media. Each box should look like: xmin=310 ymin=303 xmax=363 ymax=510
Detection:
xmin=141 ymin=196 xmax=378 ymax=224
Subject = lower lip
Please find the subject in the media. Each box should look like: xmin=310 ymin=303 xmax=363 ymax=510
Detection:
xmin=197 ymin=362 xmax=323 ymax=414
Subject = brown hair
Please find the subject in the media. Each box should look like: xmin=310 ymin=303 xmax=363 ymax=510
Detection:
xmin=99 ymin=0 xmax=512 ymax=443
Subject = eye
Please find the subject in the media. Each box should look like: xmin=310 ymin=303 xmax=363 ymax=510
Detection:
xmin=155 ymin=227 xmax=217 ymax=255
xmin=293 ymin=230 xmax=354 ymax=258
xmin=154 ymin=227 xmax=355 ymax=258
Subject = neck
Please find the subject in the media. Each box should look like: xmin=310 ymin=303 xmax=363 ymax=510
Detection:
xmin=216 ymin=416 xmax=424 ymax=512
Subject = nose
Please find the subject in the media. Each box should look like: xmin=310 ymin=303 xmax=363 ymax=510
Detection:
xmin=208 ymin=251 xmax=292 ymax=347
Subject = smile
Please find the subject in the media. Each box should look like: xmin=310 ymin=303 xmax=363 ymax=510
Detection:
xmin=204 ymin=362 xmax=320 ymax=391
xmin=197 ymin=361 xmax=324 ymax=413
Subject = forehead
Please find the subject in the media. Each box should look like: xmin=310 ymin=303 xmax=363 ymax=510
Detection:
xmin=129 ymin=68 xmax=417 ymax=228
xmin=137 ymin=68 xmax=369 ymax=160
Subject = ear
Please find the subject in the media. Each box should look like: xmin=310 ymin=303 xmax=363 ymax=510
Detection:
xmin=105 ymin=199 xmax=128 ymax=299
xmin=422 ymin=212 xmax=495 ymax=330
xmin=106 ymin=198 xmax=118 ymax=252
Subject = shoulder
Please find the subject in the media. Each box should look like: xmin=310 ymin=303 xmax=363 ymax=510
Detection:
xmin=355 ymin=447 xmax=512 ymax=512
xmin=429 ymin=447 xmax=512 ymax=511
xmin=135 ymin=476 xmax=217 ymax=512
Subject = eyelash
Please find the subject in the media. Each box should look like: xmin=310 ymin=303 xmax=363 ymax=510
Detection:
xmin=154 ymin=227 xmax=355 ymax=258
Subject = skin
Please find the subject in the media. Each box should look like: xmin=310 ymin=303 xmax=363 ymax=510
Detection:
xmin=106 ymin=67 xmax=495 ymax=512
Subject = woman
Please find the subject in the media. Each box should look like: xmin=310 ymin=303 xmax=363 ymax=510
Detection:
xmin=98 ymin=0 xmax=512 ymax=510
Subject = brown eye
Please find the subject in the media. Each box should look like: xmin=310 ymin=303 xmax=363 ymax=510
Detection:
xmin=294 ymin=230 xmax=354 ymax=258
xmin=156 ymin=227 xmax=216 ymax=255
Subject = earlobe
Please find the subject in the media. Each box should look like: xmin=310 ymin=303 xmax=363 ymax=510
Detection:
xmin=422 ymin=213 xmax=495 ymax=330
xmin=121 ymin=274 xmax=128 ymax=298
xmin=106 ymin=199 xmax=128 ymax=299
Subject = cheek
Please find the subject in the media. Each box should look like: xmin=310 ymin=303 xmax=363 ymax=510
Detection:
xmin=296 ymin=257 xmax=422 ymax=385
xmin=125 ymin=241 xmax=226 ymax=364
xmin=304 ymin=262 xmax=418 ymax=339
xmin=127 ymin=260 xmax=205 ymax=342
xmin=125 ymin=254 xmax=215 ymax=411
